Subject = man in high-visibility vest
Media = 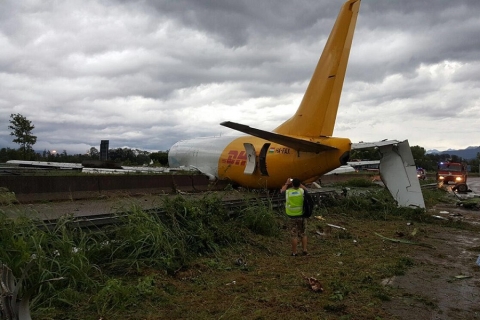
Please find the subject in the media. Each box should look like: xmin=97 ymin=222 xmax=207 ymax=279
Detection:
xmin=281 ymin=178 xmax=308 ymax=256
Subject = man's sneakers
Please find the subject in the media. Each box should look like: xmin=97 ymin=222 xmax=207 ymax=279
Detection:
xmin=291 ymin=251 xmax=310 ymax=256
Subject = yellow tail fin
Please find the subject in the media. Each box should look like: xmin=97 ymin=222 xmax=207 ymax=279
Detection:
xmin=274 ymin=0 xmax=361 ymax=138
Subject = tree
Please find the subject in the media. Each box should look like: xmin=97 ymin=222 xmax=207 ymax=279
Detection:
xmin=150 ymin=151 xmax=169 ymax=166
xmin=410 ymin=145 xmax=430 ymax=170
xmin=410 ymin=145 xmax=426 ymax=161
xmin=8 ymin=113 xmax=37 ymax=160
xmin=135 ymin=149 xmax=151 ymax=165
xmin=88 ymin=147 xmax=99 ymax=159
xmin=0 ymin=147 xmax=20 ymax=162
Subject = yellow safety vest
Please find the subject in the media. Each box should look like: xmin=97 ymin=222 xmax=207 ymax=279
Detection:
xmin=285 ymin=188 xmax=304 ymax=217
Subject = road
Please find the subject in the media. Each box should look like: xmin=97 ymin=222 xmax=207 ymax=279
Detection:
xmin=466 ymin=176 xmax=480 ymax=194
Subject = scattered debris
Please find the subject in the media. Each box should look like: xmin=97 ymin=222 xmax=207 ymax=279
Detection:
xmin=311 ymin=182 xmax=321 ymax=189
xmin=381 ymin=277 xmax=396 ymax=286
xmin=421 ymin=183 xmax=438 ymax=190
xmin=315 ymin=231 xmax=326 ymax=236
xmin=432 ymin=215 xmax=448 ymax=220
xmin=411 ymin=228 xmax=418 ymax=237
xmin=314 ymin=215 xmax=325 ymax=221
xmin=456 ymin=197 xmax=480 ymax=210
xmin=235 ymin=258 xmax=247 ymax=267
xmin=476 ymin=255 xmax=480 ymax=267
xmin=326 ymin=223 xmax=346 ymax=231
xmin=439 ymin=211 xmax=449 ymax=214
xmin=1 ymin=260 xmax=64 ymax=320
xmin=374 ymin=232 xmax=435 ymax=249
xmin=454 ymin=275 xmax=472 ymax=280
xmin=303 ymin=275 xmax=323 ymax=292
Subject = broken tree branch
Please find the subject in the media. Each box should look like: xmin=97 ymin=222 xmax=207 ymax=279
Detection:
xmin=374 ymin=232 xmax=435 ymax=249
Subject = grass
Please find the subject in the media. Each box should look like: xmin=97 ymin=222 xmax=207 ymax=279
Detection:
xmin=1 ymin=185 xmax=478 ymax=319
xmin=0 ymin=187 xmax=17 ymax=205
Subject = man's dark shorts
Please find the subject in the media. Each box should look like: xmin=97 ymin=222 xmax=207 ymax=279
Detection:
xmin=289 ymin=218 xmax=306 ymax=238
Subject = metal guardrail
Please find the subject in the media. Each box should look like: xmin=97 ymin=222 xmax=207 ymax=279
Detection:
xmin=36 ymin=189 xmax=336 ymax=230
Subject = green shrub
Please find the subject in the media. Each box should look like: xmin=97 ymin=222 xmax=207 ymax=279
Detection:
xmin=241 ymin=199 xmax=279 ymax=237
xmin=0 ymin=195 xmax=280 ymax=315
xmin=421 ymin=187 xmax=452 ymax=207
xmin=0 ymin=213 xmax=102 ymax=309
xmin=93 ymin=278 xmax=135 ymax=314
xmin=93 ymin=276 xmax=157 ymax=314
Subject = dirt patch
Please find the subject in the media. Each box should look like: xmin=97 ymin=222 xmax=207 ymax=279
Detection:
xmin=382 ymin=204 xmax=480 ymax=319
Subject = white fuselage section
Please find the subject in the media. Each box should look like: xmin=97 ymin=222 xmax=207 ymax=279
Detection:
xmin=168 ymin=135 xmax=240 ymax=179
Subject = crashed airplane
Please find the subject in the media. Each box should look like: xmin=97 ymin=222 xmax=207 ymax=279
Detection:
xmin=6 ymin=1 xmax=423 ymax=208
xmin=168 ymin=0 xmax=424 ymax=208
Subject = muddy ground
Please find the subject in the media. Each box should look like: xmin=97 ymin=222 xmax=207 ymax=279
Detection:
xmin=381 ymin=182 xmax=480 ymax=320
xmin=382 ymin=216 xmax=480 ymax=319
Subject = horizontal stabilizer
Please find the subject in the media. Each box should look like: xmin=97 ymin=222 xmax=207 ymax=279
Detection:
xmin=353 ymin=139 xmax=425 ymax=209
xmin=220 ymin=121 xmax=337 ymax=153
xmin=351 ymin=140 xmax=401 ymax=149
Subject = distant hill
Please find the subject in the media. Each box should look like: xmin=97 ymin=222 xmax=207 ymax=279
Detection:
xmin=426 ymin=146 xmax=480 ymax=160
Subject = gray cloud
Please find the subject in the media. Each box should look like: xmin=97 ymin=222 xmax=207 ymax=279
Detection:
xmin=1 ymin=0 xmax=480 ymax=155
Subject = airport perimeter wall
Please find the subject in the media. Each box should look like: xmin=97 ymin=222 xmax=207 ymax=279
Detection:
xmin=0 ymin=175 xmax=230 ymax=203
xmin=0 ymin=173 xmax=363 ymax=203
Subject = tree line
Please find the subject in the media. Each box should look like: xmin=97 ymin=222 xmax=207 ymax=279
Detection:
xmin=3 ymin=114 xmax=168 ymax=166
xmin=4 ymin=113 xmax=480 ymax=172
xmin=0 ymin=146 xmax=169 ymax=166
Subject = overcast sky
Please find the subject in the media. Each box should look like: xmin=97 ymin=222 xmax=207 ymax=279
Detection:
xmin=1 ymin=0 xmax=480 ymax=155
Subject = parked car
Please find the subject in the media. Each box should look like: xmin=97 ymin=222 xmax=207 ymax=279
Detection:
xmin=416 ymin=168 xmax=426 ymax=180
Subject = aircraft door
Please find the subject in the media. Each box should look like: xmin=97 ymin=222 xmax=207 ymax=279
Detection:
xmin=243 ymin=143 xmax=257 ymax=175
xmin=259 ymin=143 xmax=270 ymax=176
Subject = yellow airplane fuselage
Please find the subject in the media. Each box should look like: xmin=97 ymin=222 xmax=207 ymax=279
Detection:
xmin=218 ymin=136 xmax=351 ymax=188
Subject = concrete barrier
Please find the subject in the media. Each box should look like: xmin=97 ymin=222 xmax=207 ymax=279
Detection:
xmin=0 ymin=174 xmax=217 ymax=203
xmin=0 ymin=173 xmax=374 ymax=203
